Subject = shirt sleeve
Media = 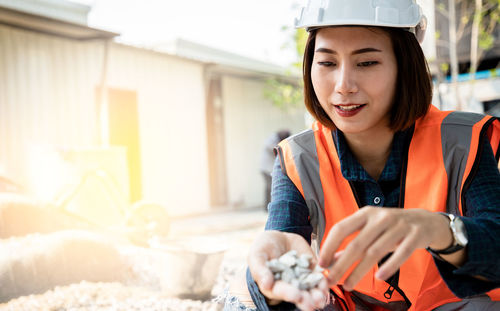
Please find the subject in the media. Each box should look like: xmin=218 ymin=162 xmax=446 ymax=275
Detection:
xmin=432 ymin=136 xmax=500 ymax=298
xmin=247 ymin=157 xmax=312 ymax=310
xmin=265 ymin=157 xmax=313 ymax=240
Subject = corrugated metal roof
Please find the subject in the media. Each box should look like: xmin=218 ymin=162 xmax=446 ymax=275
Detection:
xmin=0 ymin=2 xmax=117 ymax=40
xmin=153 ymin=38 xmax=300 ymax=79
xmin=0 ymin=0 xmax=90 ymax=25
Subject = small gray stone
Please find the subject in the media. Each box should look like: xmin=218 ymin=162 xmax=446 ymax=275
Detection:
xmin=296 ymin=257 xmax=310 ymax=268
xmin=293 ymin=266 xmax=311 ymax=277
xmin=278 ymin=251 xmax=297 ymax=267
xmin=298 ymin=281 xmax=309 ymax=290
xmin=303 ymin=273 xmax=324 ymax=288
xmin=274 ymin=272 xmax=281 ymax=280
xmin=298 ymin=254 xmax=312 ymax=266
xmin=266 ymin=258 xmax=287 ymax=272
xmin=281 ymin=268 xmax=295 ymax=283
xmin=297 ymin=272 xmax=309 ymax=282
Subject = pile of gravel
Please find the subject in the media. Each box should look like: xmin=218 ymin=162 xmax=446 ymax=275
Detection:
xmin=0 ymin=281 xmax=222 ymax=311
xmin=266 ymin=250 xmax=324 ymax=290
xmin=0 ymin=253 xmax=244 ymax=311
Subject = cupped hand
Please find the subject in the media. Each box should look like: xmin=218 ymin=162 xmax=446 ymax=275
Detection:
xmin=318 ymin=207 xmax=454 ymax=291
xmin=248 ymin=230 xmax=330 ymax=311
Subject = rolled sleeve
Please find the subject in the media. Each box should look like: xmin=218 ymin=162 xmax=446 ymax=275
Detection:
xmin=265 ymin=157 xmax=312 ymax=241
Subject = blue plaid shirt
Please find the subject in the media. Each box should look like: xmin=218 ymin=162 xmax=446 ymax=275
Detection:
xmin=248 ymin=128 xmax=500 ymax=310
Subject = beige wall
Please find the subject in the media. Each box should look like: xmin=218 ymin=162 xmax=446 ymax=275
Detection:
xmin=221 ymin=76 xmax=307 ymax=208
xmin=0 ymin=24 xmax=210 ymax=217
xmin=107 ymin=44 xmax=210 ymax=216
xmin=0 ymin=24 xmax=102 ymax=187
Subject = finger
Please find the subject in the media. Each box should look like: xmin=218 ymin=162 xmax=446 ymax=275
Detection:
xmin=319 ymin=276 xmax=330 ymax=290
xmin=319 ymin=207 xmax=373 ymax=268
xmin=310 ymin=288 xmax=328 ymax=309
xmin=248 ymin=250 xmax=275 ymax=291
xmin=248 ymin=231 xmax=289 ymax=291
xmin=343 ymin=223 xmax=407 ymax=291
xmin=376 ymin=232 xmax=419 ymax=281
xmin=296 ymin=291 xmax=316 ymax=311
xmin=269 ymin=281 xmax=303 ymax=305
xmin=322 ymin=250 xmax=343 ymax=279
xmin=325 ymin=211 xmax=390 ymax=285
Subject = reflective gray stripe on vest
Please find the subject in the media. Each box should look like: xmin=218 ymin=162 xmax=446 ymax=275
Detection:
xmin=287 ymin=129 xmax=326 ymax=254
xmin=441 ymin=112 xmax=484 ymax=215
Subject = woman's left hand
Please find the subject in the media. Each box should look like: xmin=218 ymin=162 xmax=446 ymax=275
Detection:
xmin=318 ymin=207 xmax=458 ymax=291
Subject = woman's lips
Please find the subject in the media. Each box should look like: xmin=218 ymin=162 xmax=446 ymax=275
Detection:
xmin=334 ymin=104 xmax=366 ymax=117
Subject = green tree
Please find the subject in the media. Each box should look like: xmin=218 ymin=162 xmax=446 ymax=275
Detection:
xmin=436 ymin=0 xmax=499 ymax=110
xmin=470 ymin=0 xmax=499 ymax=80
xmin=263 ymin=22 xmax=308 ymax=112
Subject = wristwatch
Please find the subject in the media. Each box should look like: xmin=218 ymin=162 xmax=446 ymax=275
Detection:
xmin=426 ymin=212 xmax=468 ymax=256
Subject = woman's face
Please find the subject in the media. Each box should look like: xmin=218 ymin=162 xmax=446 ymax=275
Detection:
xmin=311 ymin=27 xmax=397 ymax=135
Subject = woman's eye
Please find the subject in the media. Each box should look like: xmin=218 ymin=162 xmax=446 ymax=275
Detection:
xmin=358 ymin=61 xmax=378 ymax=67
xmin=317 ymin=61 xmax=335 ymax=67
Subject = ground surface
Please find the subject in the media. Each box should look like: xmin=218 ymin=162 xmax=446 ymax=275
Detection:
xmin=0 ymin=208 xmax=267 ymax=311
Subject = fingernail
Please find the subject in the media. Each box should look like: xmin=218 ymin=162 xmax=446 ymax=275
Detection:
xmin=322 ymin=269 xmax=330 ymax=278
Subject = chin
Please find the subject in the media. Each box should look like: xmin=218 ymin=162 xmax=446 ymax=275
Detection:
xmin=331 ymin=121 xmax=367 ymax=134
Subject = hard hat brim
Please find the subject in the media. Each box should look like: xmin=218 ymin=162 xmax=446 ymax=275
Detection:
xmin=295 ymin=19 xmax=421 ymax=30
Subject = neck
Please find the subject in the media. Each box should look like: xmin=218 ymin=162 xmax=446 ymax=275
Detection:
xmin=343 ymin=126 xmax=395 ymax=181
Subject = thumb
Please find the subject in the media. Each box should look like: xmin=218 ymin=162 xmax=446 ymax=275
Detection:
xmin=258 ymin=269 xmax=275 ymax=291
xmin=248 ymin=253 xmax=275 ymax=291
xmin=251 ymin=260 xmax=275 ymax=291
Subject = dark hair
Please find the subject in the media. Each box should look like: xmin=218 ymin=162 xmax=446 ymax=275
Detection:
xmin=303 ymin=27 xmax=432 ymax=131
xmin=277 ymin=129 xmax=291 ymax=141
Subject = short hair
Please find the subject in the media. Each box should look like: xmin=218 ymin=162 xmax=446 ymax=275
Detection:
xmin=303 ymin=27 xmax=432 ymax=132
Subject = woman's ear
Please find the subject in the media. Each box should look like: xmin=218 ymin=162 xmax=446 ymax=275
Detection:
xmin=415 ymin=16 xmax=427 ymax=44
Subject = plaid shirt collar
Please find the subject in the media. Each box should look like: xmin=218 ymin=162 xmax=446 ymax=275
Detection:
xmin=334 ymin=129 xmax=410 ymax=183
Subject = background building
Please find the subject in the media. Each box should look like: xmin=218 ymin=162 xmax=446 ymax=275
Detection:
xmin=0 ymin=0 xmax=306 ymax=223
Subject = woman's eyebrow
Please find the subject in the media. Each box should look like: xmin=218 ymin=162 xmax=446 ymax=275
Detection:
xmin=315 ymin=47 xmax=382 ymax=55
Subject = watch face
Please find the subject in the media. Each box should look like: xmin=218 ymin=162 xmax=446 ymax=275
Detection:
xmin=453 ymin=217 xmax=468 ymax=246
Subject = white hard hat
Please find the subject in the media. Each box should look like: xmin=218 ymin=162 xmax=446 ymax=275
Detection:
xmin=295 ymin=0 xmax=427 ymax=43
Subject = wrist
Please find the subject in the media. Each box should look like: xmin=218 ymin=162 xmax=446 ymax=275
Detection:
xmin=428 ymin=212 xmax=454 ymax=250
xmin=426 ymin=213 xmax=468 ymax=263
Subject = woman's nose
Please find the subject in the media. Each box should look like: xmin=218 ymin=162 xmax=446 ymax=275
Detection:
xmin=334 ymin=65 xmax=358 ymax=95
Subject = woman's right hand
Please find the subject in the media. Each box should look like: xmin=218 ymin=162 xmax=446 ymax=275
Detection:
xmin=247 ymin=230 xmax=329 ymax=311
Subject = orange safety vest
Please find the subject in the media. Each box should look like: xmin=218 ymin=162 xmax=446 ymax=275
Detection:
xmin=276 ymin=106 xmax=500 ymax=310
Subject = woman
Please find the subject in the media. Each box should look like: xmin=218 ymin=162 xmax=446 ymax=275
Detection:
xmin=243 ymin=0 xmax=500 ymax=310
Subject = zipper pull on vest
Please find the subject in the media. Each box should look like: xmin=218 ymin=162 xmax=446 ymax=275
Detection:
xmin=384 ymin=286 xmax=395 ymax=299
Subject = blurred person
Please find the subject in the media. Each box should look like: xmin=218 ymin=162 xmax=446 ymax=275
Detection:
xmin=259 ymin=129 xmax=291 ymax=211
xmin=221 ymin=0 xmax=500 ymax=310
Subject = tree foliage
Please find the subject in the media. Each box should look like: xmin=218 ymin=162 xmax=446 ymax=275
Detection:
xmin=263 ymin=25 xmax=308 ymax=112
xmin=436 ymin=0 xmax=499 ymax=76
